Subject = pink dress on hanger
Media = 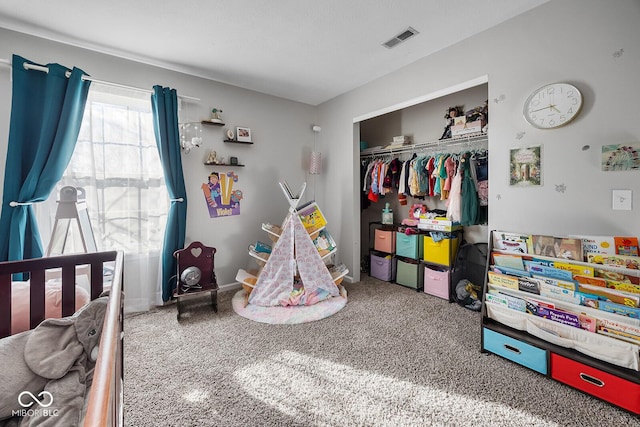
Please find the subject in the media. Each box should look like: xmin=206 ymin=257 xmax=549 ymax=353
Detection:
xmin=444 ymin=156 xmax=456 ymax=192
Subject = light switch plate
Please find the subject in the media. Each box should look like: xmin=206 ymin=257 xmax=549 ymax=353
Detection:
xmin=612 ymin=189 xmax=632 ymax=210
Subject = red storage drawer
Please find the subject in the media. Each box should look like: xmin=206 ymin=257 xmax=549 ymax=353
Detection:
xmin=551 ymin=353 xmax=640 ymax=414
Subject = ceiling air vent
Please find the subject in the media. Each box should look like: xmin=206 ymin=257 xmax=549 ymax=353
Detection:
xmin=382 ymin=27 xmax=419 ymax=49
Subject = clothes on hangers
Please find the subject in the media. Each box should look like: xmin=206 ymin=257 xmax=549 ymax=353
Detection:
xmin=360 ymin=145 xmax=488 ymax=226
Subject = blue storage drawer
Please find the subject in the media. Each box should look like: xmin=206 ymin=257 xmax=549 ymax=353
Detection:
xmin=395 ymin=232 xmax=423 ymax=259
xmin=483 ymin=328 xmax=548 ymax=375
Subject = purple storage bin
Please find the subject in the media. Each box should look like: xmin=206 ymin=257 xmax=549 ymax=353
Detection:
xmin=370 ymin=253 xmax=396 ymax=281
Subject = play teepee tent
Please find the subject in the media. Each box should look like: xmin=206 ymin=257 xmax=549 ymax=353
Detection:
xmin=233 ymin=182 xmax=348 ymax=323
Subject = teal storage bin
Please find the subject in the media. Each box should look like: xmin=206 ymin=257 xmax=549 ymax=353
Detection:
xmin=395 ymin=258 xmax=422 ymax=289
xmin=483 ymin=328 xmax=548 ymax=375
xmin=395 ymin=232 xmax=423 ymax=260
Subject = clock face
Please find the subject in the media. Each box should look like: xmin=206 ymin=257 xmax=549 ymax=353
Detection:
xmin=523 ymin=83 xmax=583 ymax=129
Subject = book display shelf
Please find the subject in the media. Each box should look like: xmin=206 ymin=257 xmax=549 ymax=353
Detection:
xmin=481 ymin=230 xmax=640 ymax=415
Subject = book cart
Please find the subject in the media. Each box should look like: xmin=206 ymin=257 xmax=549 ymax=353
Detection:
xmin=481 ymin=230 xmax=640 ymax=414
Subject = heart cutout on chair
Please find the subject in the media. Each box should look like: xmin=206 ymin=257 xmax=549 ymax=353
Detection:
xmin=190 ymin=247 xmax=203 ymax=258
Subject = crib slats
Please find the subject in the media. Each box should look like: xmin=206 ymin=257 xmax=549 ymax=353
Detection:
xmin=0 ymin=273 xmax=10 ymax=338
xmin=61 ymin=263 xmax=76 ymax=317
xmin=90 ymin=261 xmax=103 ymax=300
xmin=29 ymin=269 xmax=45 ymax=330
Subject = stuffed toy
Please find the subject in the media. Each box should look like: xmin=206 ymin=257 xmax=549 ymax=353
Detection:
xmin=439 ymin=105 xmax=465 ymax=140
xmin=0 ymin=296 xmax=108 ymax=426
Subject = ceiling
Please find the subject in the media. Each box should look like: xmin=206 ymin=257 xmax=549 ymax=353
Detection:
xmin=0 ymin=0 xmax=548 ymax=106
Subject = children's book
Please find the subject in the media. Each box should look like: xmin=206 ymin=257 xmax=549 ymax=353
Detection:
xmin=492 ymin=265 xmax=532 ymax=277
xmin=598 ymin=300 xmax=640 ymax=319
xmin=492 ymin=231 xmax=531 ymax=253
xmin=525 ymin=261 xmax=574 ymax=281
xmin=313 ymin=229 xmax=336 ymax=257
xmin=531 ymin=235 xmax=583 ymax=261
xmin=554 ymin=261 xmax=594 ymax=278
xmin=605 ymin=280 xmax=640 ymax=295
xmin=575 ymin=235 xmax=639 ymax=258
xmin=537 ymin=306 xmax=581 ymax=328
xmin=530 ymin=257 xmax=555 ymax=267
xmin=594 ymin=267 xmax=640 ymax=285
xmin=578 ymin=283 xmax=640 ymax=307
xmin=517 ymin=276 xmax=541 ymax=294
xmin=579 ymin=314 xmax=597 ymax=332
xmin=488 ymin=271 xmax=519 ymax=290
xmin=614 ymin=236 xmax=640 ymax=256
xmin=523 ymin=297 xmax=555 ymax=316
xmin=587 ymin=252 xmax=640 ymax=270
xmin=486 ymin=292 xmax=527 ymax=312
xmin=574 ymin=275 xmax=607 ymax=288
xmin=539 ymin=282 xmax=580 ymax=304
xmin=297 ymin=201 xmax=327 ymax=234
xmin=493 ymin=253 xmax=525 ymax=271
xmin=598 ymin=317 xmax=640 ymax=337
xmin=254 ymin=241 xmax=273 ymax=254
xmin=532 ymin=275 xmax=577 ymax=291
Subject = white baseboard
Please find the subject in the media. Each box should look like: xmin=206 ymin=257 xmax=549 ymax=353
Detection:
xmin=219 ymin=282 xmax=242 ymax=293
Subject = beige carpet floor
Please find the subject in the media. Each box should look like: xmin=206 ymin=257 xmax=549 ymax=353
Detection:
xmin=124 ymin=276 xmax=638 ymax=426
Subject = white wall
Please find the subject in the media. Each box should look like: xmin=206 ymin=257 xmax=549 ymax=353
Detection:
xmin=0 ymin=28 xmax=318 ymax=286
xmin=318 ymin=0 xmax=640 ymax=282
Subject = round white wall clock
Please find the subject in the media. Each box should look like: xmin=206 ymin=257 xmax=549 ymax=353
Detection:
xmin=523 ymin=82 xmax=583 ymax=129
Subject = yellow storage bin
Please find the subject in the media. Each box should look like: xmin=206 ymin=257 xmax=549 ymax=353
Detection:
xmin=423 ymin=235 xmax=459 ymax=266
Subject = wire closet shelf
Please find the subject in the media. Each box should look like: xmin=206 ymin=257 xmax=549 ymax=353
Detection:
xmin=359 ymin=133 xmax=487 ymax=160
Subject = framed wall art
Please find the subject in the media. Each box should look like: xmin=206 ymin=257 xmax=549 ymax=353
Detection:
xmin=510 ymin=145 xmax=542 ymax=187
xmin=236 ymin=126 xmax=252 ymax=142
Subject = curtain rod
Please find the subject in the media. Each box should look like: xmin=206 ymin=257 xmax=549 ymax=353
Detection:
xmin=0 ymin=58 xmax=200 ymax=101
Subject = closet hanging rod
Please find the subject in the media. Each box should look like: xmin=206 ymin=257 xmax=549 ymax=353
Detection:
xmin=359 ymin=133 xmax=488 ymax=158
xmin=0 ymin=58 xmax=200 ymax=101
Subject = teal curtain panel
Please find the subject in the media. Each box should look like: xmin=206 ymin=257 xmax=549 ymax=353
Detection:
xmin=151 ymin=85 xmax=187 ymax=302
xmin=0 ymin=54 xmax=90 ymax=262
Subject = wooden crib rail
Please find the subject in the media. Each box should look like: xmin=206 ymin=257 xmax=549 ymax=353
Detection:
xmin=84 ymin=250 xmax=124 ymax=426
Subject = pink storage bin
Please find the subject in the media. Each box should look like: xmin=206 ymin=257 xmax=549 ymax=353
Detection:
xmin=424 ymin=265 xmax=449 ymax=300
xmin=374 ymin=229 xmax=396 ymax=253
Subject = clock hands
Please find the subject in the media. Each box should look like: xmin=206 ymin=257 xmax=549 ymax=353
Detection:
xmin=529 ymin=104 xmax=559 ymax=113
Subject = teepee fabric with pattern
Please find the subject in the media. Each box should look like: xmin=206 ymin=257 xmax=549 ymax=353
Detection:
xmin=248 ymin=213 xmax=296 ymax=306
xmin=293 ymin=214 xmax=339 ymax=297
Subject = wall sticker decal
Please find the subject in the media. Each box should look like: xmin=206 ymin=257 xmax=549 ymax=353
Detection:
xmin=201 ymin=171 xmax=244 ymax=218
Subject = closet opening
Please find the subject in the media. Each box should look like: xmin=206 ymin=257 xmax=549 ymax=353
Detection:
xmin=353 ymin=78 xmax=489 ymax=282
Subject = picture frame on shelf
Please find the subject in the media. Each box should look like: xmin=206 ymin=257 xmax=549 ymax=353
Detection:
xmin=236 ymin=126 xmax=252 ymax=142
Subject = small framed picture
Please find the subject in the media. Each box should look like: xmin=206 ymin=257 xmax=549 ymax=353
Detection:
xmin=236 ymin=126 xmax=252 ymax=142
